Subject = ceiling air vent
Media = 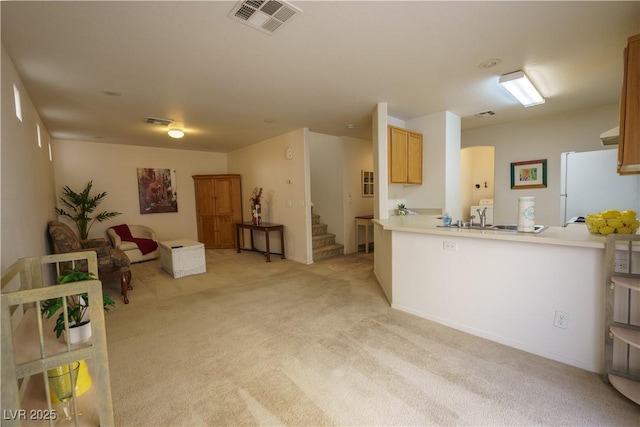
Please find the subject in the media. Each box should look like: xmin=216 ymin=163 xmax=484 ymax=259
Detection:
xmin=145 ymin=117 xmax=174 ymax=126
xmin=474 ymin=111 xmax=495 ymax=118
xmin=228 ymin=0 xmax=301 ymax=35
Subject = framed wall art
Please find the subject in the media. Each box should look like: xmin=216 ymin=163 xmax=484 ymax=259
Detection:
xmin=510 ymin=159 xmax=547 ymax=189
xmin=361 ymin=170 xmax=374 ymax=197
xmin=137 ymin=168 xmax=178 ymax=214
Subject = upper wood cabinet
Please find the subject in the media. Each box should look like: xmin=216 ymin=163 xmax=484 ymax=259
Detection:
xmin=618 ymin=34 xmax=640 ymax=175
xmin=193 ymin=174 xmax=242 ymax=248
xmin=388 ymin=125 xmax=423 ymax=184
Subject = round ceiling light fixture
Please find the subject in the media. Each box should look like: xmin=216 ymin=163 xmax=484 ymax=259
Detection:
xmin=168 ymin=128 xmax=184 ymax=139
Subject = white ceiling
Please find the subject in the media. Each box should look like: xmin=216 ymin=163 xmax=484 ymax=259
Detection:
xmin=2 ymin=1 xmax=639 ymax=153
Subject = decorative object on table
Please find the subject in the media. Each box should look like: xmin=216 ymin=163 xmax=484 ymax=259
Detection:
xmin=361 ymin=170 xmax=374 ymax=197
xmin=40 ymin=269 xmax=116 ymax=342
xmin=55 ymin=181 xmax=121 ymax=240
xmin=397 ymin=203 xmax=408 ymax=216
xmin=442 ymin=213 xmax=452 ymax=226
xmin=510 ymin=159 xmax=547 ymax=189
xmin=137 ymin=168 xmax=178 ymax=214
xmin=107 ymin=224 xmax=159 ymax=263
xmin=585 ymin=209 xmax=639 ymax=235
xmin=47 ymin=362 xmax=82 ymax=421
xmin=48 ymin=220 xmax=132 ymax=304
xmin=250 ymin=187 xmax=263 ymax=225
xmin=517 ymin=196 xmax=536 ymax=232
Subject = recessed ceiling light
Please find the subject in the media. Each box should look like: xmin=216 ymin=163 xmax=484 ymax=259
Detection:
xmin=168 ymin=129 xmax=185 ymax=139
xmin=478 ymin=58 xmax=502 ymax=69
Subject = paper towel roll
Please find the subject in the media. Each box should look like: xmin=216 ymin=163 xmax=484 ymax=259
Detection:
xmin=517 ymin=196 xmax=535 ymax=232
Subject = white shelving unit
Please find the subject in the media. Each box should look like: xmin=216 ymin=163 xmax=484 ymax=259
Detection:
xmin=604 ymin=234 xmax=640 ymax=405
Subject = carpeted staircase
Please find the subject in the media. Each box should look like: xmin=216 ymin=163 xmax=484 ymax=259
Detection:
xmin=312 ymin=209 xmax=344 ymax=261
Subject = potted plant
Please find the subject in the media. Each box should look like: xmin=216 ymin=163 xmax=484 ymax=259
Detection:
xmin=55 ymin=181 xmax=121 ymax=240
xmin=41 ymin=269 xmax=116 ymax=343
xmin=397 ymin=203 xmax=408 ymax=216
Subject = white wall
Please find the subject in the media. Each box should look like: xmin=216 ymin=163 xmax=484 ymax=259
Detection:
xmin=310 ymin=133 xmax=344 ymax=249
xmin=228 ymin=129 xmax=311 ymax=264
xmin=310 ymin=133 xmax=374 ymax=254
xmin=386 ymin=111 xmax=460 ymax=219
xmin=342 ymin=136 xmax=374 ymax=253
xmin=391 ymin=231 xmax=605 ymax=372
xmin=373 ymin=103 xmax=388 ymax=219
xmin=462 ymin=104 xmax=619 ymax=226
xmin=52 ymin=140 xmax=227 ymax=242
xmin=1 ymin=46 xmax=56 ymax=276
xmin=460 ymin=146 xmax=495 ymax=221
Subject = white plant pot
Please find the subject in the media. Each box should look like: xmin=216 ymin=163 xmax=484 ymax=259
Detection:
xmin=66 ymin=321 xmax=92 ymax=344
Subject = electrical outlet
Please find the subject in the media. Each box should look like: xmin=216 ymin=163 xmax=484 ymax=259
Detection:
xmin=553 ymin=310 xmax=569 ymax=329
xmin=615 ymin=258 xmax=629 ymax=273
xmin=443 ymin=241 xmax=457 ymax=251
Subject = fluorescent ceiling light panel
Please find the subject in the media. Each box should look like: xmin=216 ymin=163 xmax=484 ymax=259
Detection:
xmin=499 ymin=70 xmax=545 ymax=107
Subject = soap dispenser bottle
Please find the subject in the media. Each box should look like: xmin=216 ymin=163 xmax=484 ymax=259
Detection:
xmin=443 ymin=213 xmax=452 ymax=227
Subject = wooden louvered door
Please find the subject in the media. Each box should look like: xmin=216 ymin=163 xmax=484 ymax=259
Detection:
xmin=193 ymin=175 xmax=242 ymax=248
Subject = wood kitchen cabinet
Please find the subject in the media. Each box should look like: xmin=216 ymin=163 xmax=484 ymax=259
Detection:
xmin=388 ymin=125 xmax=423 ymax=184
xmin=193 ymin=174 xmax=242 ymax=248
xmin=618 ymin=33 xmax=640 ymax=174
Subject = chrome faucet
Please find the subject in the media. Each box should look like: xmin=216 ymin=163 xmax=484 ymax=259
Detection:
xmin=476 ymin=207 xmax=488 ymax=227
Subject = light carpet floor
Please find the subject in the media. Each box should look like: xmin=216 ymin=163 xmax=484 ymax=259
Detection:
xmin=102 ymin=249 xmax=639 ymax=426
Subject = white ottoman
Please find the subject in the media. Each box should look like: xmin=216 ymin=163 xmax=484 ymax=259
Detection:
xmin=159 ymin=239 xmax=206 ymax=278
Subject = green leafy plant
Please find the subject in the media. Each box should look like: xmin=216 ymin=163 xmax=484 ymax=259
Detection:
xmin=397 ymin=203 xmax=408 ymax=216
xmin=55 ymin=181 xmax=121 ymax=240
xmin=40 ymin=269 xmax=116 ymax=338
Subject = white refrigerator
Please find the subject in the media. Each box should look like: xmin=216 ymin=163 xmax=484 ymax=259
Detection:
xmin=560 ymin=149 xmax=640 ymax=225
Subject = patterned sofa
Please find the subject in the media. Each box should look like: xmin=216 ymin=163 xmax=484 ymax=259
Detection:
xmin=48 ymin=220 xmax=133 ymax=304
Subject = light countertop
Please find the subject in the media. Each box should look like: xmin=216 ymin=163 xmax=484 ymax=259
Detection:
xmin=374 ymin=215 xmax=613 ymax=249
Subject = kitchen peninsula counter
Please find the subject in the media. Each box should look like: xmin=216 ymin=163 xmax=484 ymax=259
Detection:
xmin=374 ymin=215 xmax=608 ymax=249
xmin=372 ymin=215 xmax=629 ymax=373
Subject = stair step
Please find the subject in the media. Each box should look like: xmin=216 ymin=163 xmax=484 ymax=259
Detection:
xmin=313 ymin=244 xmax=344 ymax=261
xmin=312 ymin=233 xmax=336 ymax=249
xmin=310 ymin=210 xmax=343 ymax=260
xmin=312 ymin=223 xmax=328 ymax=236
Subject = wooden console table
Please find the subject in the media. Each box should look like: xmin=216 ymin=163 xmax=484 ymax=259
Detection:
xmin=236 ymin=222 xmax=286 ymax=262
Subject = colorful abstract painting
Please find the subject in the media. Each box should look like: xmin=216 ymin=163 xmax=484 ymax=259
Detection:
xmin=137 ymin=168 xmax=178 ymax=214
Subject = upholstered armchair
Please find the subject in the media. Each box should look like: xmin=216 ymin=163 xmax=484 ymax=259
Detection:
xmin=107 ymin=224 xmax=159 ymax=264
xmin=48 ymin=220 xmax=133 ymax=304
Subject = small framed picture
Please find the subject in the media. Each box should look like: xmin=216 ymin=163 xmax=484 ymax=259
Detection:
xmin=510 ymin=159 xmax=547 ymax=189
xmin=361 ymin=170 xmax=374 ymax=197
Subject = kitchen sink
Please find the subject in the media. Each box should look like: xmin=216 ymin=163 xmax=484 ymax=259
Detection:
xmin=491 ymin=224 xmax=548 ymax=233
xmin=438 ymin=224 xmax=548 ymax=233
